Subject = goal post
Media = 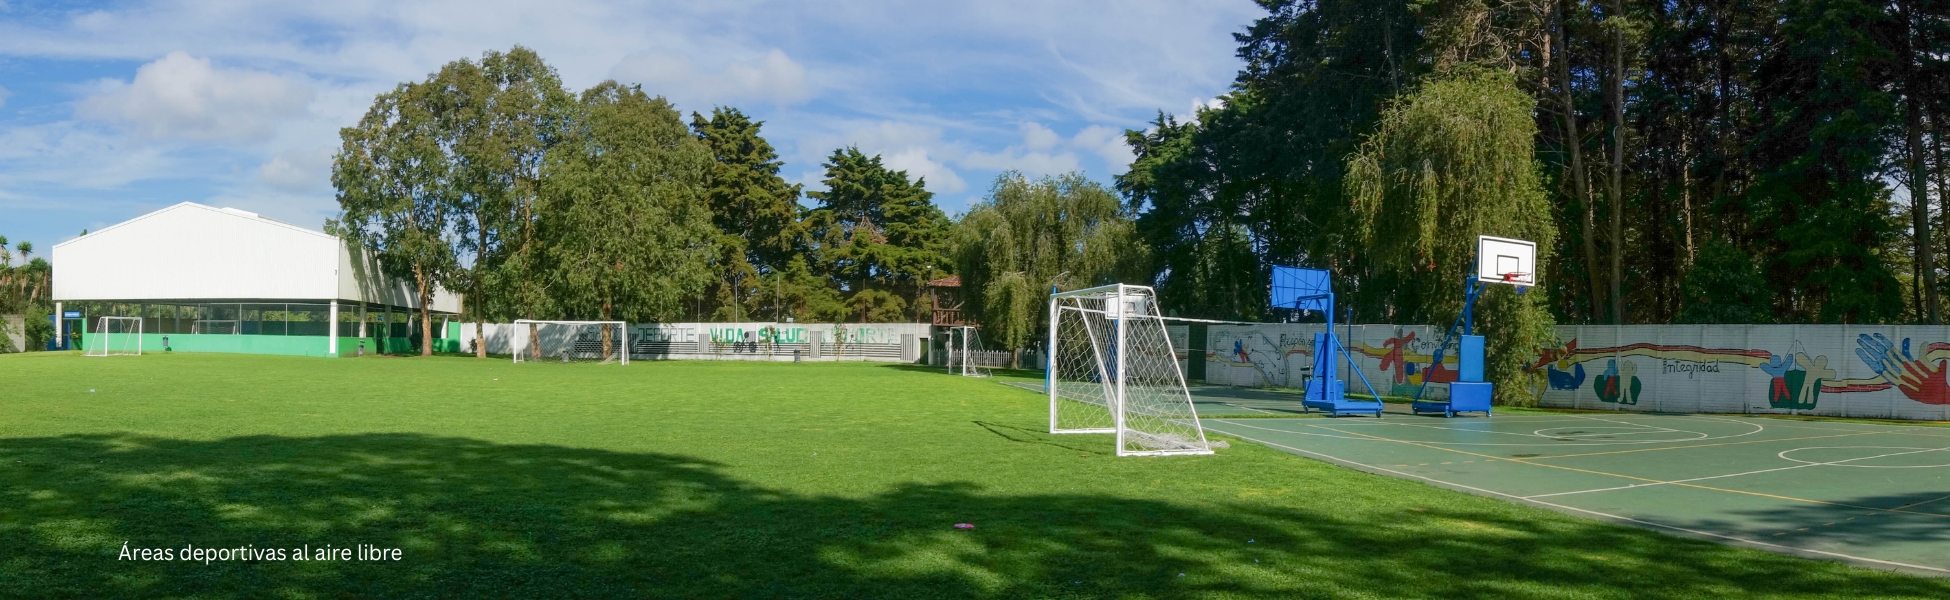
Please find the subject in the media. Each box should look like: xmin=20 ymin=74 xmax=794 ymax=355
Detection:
xmin=1048 ymin=284 xmax=1212 ymax=456
xmin=945 ymin=326 xmax=993 ymax=377
xmin=511 ymin=320 xmax=629 ymax=364
xmin=86 ymin=316 xmax=143 ymax=357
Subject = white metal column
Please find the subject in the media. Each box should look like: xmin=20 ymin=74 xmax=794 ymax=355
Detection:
xmin=53 ymin=302 xmax=62 ymax=350
xmin=328 ymin=300 xmax=339 ymax=357
xmin=1112 ymin=285 xmax=1128 ymax=454
xmin=1047 ymin=295 xmax=1060 ymax=432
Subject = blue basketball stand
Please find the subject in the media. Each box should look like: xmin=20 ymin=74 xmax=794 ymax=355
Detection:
xmin=1410 ymin=276 xmax=1496 ymax=417
xmin=1272 ymin=266 xmax=1384 ymax=418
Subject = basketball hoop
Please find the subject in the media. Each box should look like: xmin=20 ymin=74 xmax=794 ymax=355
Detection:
xmin=1476 ymin=236 xmax=1537 ymax=287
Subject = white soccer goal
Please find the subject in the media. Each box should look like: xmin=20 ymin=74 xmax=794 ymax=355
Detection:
xmin=1048 ymin=284 xmax=1212 ymax=456
xmin=86 ymin=316 xmax=143 ymax=357
xmin=945 ymin=326 xmax=994 ymax=377
xmin=191 ymin=319 xmax=240 ymax=335
xmin=511 ymin=320 xmax=629 ymax=364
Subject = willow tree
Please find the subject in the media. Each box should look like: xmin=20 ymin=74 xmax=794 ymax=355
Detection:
xmin=1346 ymin=68 xmax=1558 ymax=404
xmin=955 ymin=172 xmax=1148 ymax=362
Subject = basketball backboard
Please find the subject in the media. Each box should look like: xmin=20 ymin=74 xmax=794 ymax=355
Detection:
xmin=1270 ymin=266 xmax=1332 ymax=311
xmin=1476 ymin=235 xmax=1537 ymax=286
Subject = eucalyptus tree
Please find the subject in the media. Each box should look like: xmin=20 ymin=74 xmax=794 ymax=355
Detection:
xmin=435 ymin=47 xmax=575 ymax=357
xmin=539 ymin=81 xmax=719 ymax=336
xmin=332 ymin=80 xmax=459 ymax=357
xmin=955 ymin=172 xmax=1147 ymax=361
xmin=1346 ymin=68 xmax=1559 ymax=403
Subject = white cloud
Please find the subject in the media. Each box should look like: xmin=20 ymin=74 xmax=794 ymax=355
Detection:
xmin=611 ymin=48 xmax=811 ymax=110
xmin=1071 ymin=124 xmax=1135 ymax=173
xmin=0 ymin=85 xmax=11 ymax=109
xmin=882 ymin=147 xmax=967 ymax=194
xmin=1021 ymin=122 xmax=1060 ymax=151
xmin=257 ymin=146 xmax=333 ymax=192
xmin=76 ymin=51 xmax=312 ymax=142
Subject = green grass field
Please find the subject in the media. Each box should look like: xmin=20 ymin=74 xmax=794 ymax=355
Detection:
xmin=2 ymin=352 xmax=1947 ymax=599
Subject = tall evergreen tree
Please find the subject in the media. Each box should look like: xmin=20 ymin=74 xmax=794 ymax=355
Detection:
xmin=690 ymin=107 xmax=804 ymax=321
xmin=804 ymin=147 xmax=952 ymax=322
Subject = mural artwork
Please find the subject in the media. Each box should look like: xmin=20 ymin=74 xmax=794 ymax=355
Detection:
xmin=1205 ymin=324 xmax=1950 ymax=421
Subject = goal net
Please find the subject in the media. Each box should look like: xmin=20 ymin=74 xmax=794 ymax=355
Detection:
xmin=86 ymin=316 xmax=143 ymax=357
xmin=1048 ymin=284 xmax=1212 ymax=456
xmin=191 ymin=320 xmax=239 ymax=335
xmin=945 ymin=326 xmax=995 ymax=377
xmin=511 ymin=320 xmax=629 ymax=364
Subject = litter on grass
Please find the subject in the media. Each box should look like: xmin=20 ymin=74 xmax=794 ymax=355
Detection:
xmin=954 ymin=523 xmax=975 ymax=530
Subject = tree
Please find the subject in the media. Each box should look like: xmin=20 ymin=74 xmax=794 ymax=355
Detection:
xmin=540 ymin=81 xmax=720 ymax=335
xmin=435 ymin=47 xmax=575 ymax=357
xmin=956 ymin=172 xmax=1148 ymax=360
xmin=332 ymin=80 xmax=459 ymax=357
xmin=1676 ymin=238 xmax=1771 ymax=323
xmin=1347 ymin=68 xmax=1560 ymax=403
xmin=804 ymin=147 xmax=951 ymax=322
xmin=691 ymin=107 xmax=805 ymax=322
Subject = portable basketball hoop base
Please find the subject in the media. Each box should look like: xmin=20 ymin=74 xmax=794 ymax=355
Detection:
xmin=1271 ymin=266 xmax=1385 ymax=417
xmin=1410 ymin=236 xmax=1536 ymax=418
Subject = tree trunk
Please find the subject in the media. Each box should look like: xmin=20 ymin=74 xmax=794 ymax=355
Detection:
xmin=1902 ymin=4 xmax=1939 ymax=324
xmin=1557 ymin=0 xmax=1605 ymax=323
xmin=602 ymin=299 xmax=614 ymax=362
xmin=415 ymin=265 xmax=433 ymax=357
xmin=1608 ymin=19 xmax=1626 ymax=324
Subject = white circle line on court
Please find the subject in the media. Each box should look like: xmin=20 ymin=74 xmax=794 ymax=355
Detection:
xmin=1777 ymin=446 xmax=1950 ymax=469
xmin=1210 ymin=415 xmax=1767 ymax=447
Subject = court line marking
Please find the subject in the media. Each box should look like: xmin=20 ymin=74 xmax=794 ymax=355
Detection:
xmin=1531 ymin=431 xmax=1884 ymax=459
xmin=1898 ymin=493 xmax=1950 ymax=510
xmin=1213 ymin=428 xmax=1950 ymax=576
xmin=1777 ymin=446 xmax=1950 ymax=469
xmin=1526 ymin=446 xmax=1950 ymax=499
xmin=1213 ymin=419 xmax=1950 ymax=520
xmin=1216 ymin=415 xmax=1767 ymax=447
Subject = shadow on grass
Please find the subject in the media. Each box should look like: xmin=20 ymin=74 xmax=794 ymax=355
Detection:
xmin=3 ymin=433 xmax=1948 ymax=598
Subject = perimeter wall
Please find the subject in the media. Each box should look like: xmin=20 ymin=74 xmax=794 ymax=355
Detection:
xmin=457 ymin=322 xmax=932 ymax=363
xmin=1189 ymin=323 xmax=1950 ymax=421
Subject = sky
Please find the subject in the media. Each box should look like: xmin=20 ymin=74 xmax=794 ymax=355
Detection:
xmin=0 ymin=0 xmax=1261 ymax=256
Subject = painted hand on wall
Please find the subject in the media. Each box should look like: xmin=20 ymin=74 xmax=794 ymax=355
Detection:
xmin=1855 ymin=333 xmax=1950 ymax=405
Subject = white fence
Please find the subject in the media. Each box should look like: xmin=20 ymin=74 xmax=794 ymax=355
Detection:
xmin=1194 ymin=323 xmax=1950 ymax=421
xmin=460 ymin=322 xmax=931 ymax=363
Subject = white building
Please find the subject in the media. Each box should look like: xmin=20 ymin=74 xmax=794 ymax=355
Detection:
xmin=51 ymin=202 xmax=460 ymax=357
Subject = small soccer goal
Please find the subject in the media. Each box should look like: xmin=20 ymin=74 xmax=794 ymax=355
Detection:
xmin=190 ymin=319 xmax=240 ymax=335
xmin=86 ymin=316 xmax=143 ymax=357
xmin=944 ymin=326 xmax=994 ymax=377
xmin=511 ymin=320 xmax=629 ymax=364
xmin=1047 ymin=284 xmax=1212 ymax=456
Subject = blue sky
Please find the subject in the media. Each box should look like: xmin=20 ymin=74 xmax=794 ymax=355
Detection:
xmin=0 ymin=0 xmax=1259 ymax=254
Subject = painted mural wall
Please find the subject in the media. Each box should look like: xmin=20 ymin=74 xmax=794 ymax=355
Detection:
xmin=1198 ymin=323 xmax=1950 ymax=421
xmin=1204 ymin=324 xmax=1457 ymax=400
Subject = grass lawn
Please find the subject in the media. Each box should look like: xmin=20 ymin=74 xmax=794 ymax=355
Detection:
xmin=2 ymin=352 xmax=1946 ymax=599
